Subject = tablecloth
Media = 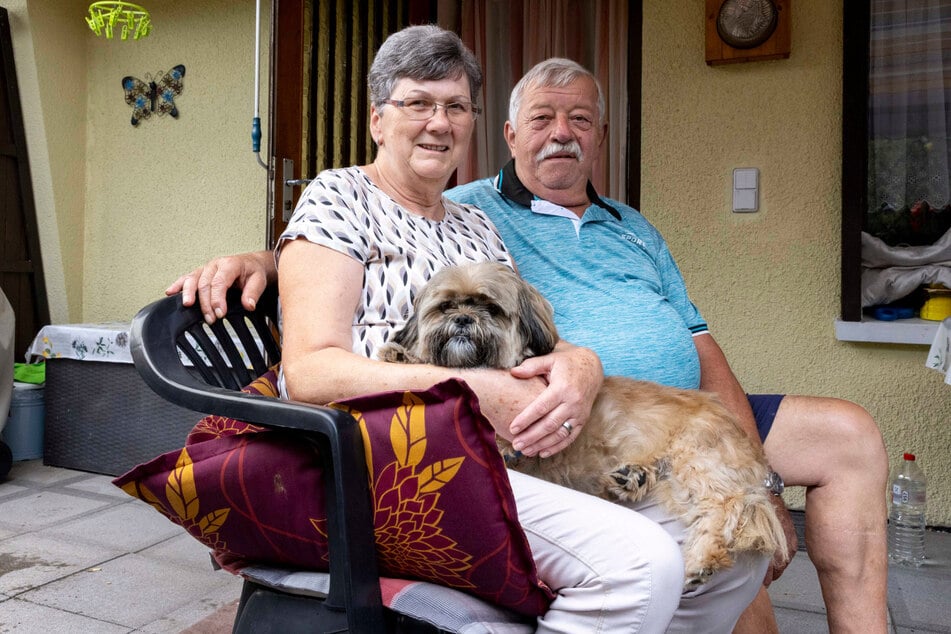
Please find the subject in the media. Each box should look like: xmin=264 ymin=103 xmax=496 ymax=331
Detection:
xmin=26 ymin=323 xmax=131 ymax=363
xmin=926 ymin=317 xmax=951 ymax=385
xmin=26 ymin=322 xmax=265 ymax=368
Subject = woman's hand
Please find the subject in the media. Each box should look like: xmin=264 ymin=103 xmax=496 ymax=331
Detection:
xmin=506 ymin=342 xmax=604 ymax=458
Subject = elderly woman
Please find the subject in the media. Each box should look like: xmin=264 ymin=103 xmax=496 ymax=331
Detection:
xmin=273 ymin=25 xmax=684 ymax=632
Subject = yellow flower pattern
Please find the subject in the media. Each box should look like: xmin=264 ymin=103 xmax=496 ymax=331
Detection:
xmin=331 ymin=392 xmax=474 ymax=589
xmin=120 ymin=446 xmax=231 ymax=549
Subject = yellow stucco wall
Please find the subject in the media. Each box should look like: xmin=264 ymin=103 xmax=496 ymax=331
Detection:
xmin=83 ymin=0 xmax=271 ymax=321
xmin=1 ymin=0 xmax=270 ymax=324
xmin=4 ymin=0 xmax=950 ymax=523
xmin=642 ymin=1 xmax=951 ymax=524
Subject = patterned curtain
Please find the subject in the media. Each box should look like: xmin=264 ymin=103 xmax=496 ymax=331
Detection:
xmin=306 ymin=0 xmax=410 ymax=177
xmin=303 ymin=1 xmax=629 ymax=200
xmin=867 ymin=0 xmax=951 ymax=245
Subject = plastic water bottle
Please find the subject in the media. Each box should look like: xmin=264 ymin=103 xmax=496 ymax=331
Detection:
xmin=888 ymin=452 xmax=927 ymax=567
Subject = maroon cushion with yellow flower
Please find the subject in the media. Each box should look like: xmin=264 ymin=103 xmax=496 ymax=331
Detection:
xmin=112 ymin=370 xmax=552 ymax=616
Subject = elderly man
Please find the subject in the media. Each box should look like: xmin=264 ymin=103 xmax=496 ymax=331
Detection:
xmin=169 ymin=58 xmax=888 ymax=633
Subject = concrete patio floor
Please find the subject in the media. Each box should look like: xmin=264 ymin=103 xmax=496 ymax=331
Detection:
xmin=1 ymin=459 xmax=949 ymax=633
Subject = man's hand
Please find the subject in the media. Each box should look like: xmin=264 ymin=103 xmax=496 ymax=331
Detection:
xmin=165 ymin=251 xmax=275 ymax=324
xmin=507 ymin=342 xmax=603 ymax=458
xmin=764 ymin=496 xmax=798 ymax=586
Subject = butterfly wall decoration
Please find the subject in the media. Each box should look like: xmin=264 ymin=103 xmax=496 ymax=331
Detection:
xmin=121 ymin=64 xmax=186 ymax=127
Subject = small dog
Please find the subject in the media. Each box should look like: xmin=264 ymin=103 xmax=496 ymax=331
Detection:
xmin=378 ymin=262 xmax=787 ymax=586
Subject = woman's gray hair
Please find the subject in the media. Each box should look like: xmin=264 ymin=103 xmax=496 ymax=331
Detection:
xmin=508 ymin=58 xmax=605 ymax=130
xmin=368 ymin=25 xmax=483 ymax=107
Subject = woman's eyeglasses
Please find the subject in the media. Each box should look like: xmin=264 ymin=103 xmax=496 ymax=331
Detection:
xmin=385 ymin=98 xmax=481 ymax=122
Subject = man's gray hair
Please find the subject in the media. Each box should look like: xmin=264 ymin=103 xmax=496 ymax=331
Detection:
xmin=368 ymin=25 xmax=483 ymax=107
xmin=508 ymin=58 xmax=605 ymax=130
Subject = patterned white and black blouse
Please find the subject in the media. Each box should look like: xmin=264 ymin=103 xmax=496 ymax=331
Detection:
xmin=276 ymin=166 xmax=514 ymax=359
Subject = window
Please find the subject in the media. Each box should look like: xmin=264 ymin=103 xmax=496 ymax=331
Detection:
xmin=839 ymin=1 xmax=951 ymax=344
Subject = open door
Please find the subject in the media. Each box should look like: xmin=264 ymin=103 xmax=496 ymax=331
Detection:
xmin=0 ymin=8 xmax=49 ymax=358
xmin=267 ymin=1 xmax=415 ymax=245
xmin=267 ymin=0 xmax=305 ymax=247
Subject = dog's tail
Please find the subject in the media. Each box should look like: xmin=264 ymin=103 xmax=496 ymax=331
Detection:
xmin=728 ymin=492 xmax=789 ymax=561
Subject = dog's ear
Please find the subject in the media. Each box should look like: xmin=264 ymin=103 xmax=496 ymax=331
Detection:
xmin=516 ymin=278 xmax=558 ymax=357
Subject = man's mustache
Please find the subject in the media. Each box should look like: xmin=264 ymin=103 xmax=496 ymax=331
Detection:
xmin=535 ymin=141 xmax=583 ymax=163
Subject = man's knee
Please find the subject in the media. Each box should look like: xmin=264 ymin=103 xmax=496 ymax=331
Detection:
xmin=776 ymin=396 xmax=887 ymax=468
xmin=825 ymin=399 xmax=888 ymax=476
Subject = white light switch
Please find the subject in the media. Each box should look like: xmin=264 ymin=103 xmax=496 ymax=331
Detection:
xmin=732 ymin=168 xmax=759 ymax=213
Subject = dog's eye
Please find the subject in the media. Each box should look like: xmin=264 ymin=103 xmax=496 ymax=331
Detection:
xmin=438 ymin=301 xmax=454 ymax=312
xmin=485 ymin=303 xmax=503 ymax=317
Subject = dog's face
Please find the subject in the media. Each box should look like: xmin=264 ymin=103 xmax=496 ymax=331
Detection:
xmin=383 ymin=262 xmax=559 ymax=369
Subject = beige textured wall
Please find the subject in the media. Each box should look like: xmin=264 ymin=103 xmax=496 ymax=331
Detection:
xmin=3 ymin=0 xmax=270 ymax=324
xmin=83 ymin=0 xmax=270 ymax=321
xmin=642 ymin=1 xmax=951 ymax=524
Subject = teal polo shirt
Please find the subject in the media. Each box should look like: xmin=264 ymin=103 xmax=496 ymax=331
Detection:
xmin=446 ymin=160 xmax=707 ymax=389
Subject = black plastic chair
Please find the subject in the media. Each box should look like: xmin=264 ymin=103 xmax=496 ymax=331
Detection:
xmin=130 ymin=286 xmax=389 ymax=632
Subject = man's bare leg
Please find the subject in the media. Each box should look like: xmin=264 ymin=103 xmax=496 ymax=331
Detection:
xmin=764 ymin=396 xmax=888 ymax=633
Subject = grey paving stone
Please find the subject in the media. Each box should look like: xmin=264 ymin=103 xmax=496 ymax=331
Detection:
xmin=137 ymin=581 xmax=242 ymax=633
xmin=0 ymin=490 xmax=112 ymax=534
xmin=63 ymin=474 xmax=132 ymax=500
xmin=16 ymin=552 xmax=236 ymax=629
xmin=5 ymin=460 xmax=84 ymax=487
xmin=0 ymin=597 xmax=130 ymax=633
xmin=767 ymin=552 xmax=827 ymax=614
xmin=37 ymin=499 xmax=183 ymax=552
xmin=774 ymin=605 xmax=830 ymax=634
xmin=0 ymin=532 xmax=122 ymax=596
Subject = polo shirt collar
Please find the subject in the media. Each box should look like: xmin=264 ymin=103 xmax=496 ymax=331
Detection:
xmin=494 ymin=159 xmax=622 ymax=220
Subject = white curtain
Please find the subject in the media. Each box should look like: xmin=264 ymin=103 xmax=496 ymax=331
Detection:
xmin=868 ymin=0 xmax=951 ymax=212
xmin=451 ymin=0 xmax=629 ymax=201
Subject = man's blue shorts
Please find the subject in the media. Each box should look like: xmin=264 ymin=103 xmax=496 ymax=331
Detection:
xmin=748 ymin=394 xmax=785 ymax=441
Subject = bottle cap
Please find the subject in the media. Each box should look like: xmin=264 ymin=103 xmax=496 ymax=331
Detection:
xmin=903 ymin=452 xmax=916 ymax=461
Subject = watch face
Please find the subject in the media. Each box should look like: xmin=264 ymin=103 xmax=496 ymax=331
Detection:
xmin=765 ymin=470 xmax=785 ymax=495
xmin=716 ymin=0 xmax=779 ymax=49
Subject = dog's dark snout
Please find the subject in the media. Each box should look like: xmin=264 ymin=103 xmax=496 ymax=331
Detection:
xmin=453 ymin=314 xmax=474 ymax=327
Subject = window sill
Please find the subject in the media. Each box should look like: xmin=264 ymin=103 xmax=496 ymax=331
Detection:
xmin=834 ymin=317 xmax=940 ymax=345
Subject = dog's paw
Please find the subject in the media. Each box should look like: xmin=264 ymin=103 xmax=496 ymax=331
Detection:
xmin=682 ymin=545 xmax=732 ymax=590
xmin=378 ymin=343 xmax=418 ymax=364
xmin=611 ymin=465 xmax=648 ymax=489
xmin=684 ymin=567 xmax=715 ymax=589
xmin=605 ymin=465 xmax=652 ymax=502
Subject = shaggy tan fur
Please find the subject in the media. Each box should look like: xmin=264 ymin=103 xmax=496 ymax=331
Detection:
xmin=379 ymin=261 xmax=787 ymax=586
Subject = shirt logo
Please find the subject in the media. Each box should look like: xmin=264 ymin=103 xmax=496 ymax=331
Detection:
xmin=621 ymin=233 xmax=646 ymax=249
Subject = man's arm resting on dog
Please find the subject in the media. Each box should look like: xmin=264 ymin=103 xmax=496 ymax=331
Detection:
xmin=695 ymin=332 xmax=798 ymax=583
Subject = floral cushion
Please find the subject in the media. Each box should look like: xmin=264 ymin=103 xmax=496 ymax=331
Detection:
xmin=113 ymin=370 xmax=552 ymax=616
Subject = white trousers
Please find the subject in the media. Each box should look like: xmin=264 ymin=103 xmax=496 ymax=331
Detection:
xmin=509 ymin=470 xmax=768 ymax=634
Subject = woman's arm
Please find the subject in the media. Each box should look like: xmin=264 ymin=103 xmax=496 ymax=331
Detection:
xmin=279 ymin=238 xmax=559 ymax=442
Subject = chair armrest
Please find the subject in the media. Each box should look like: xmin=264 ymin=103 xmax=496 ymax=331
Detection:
xmin=129 ymin=293 xmax=385 ymax=631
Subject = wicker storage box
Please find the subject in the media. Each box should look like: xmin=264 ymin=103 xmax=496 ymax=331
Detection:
xmin=43 ymin=358 xmax=203 ymax=476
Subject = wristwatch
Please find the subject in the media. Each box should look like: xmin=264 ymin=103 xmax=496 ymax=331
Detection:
xmin=764 ymin=468 xmax=785 ymax=496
